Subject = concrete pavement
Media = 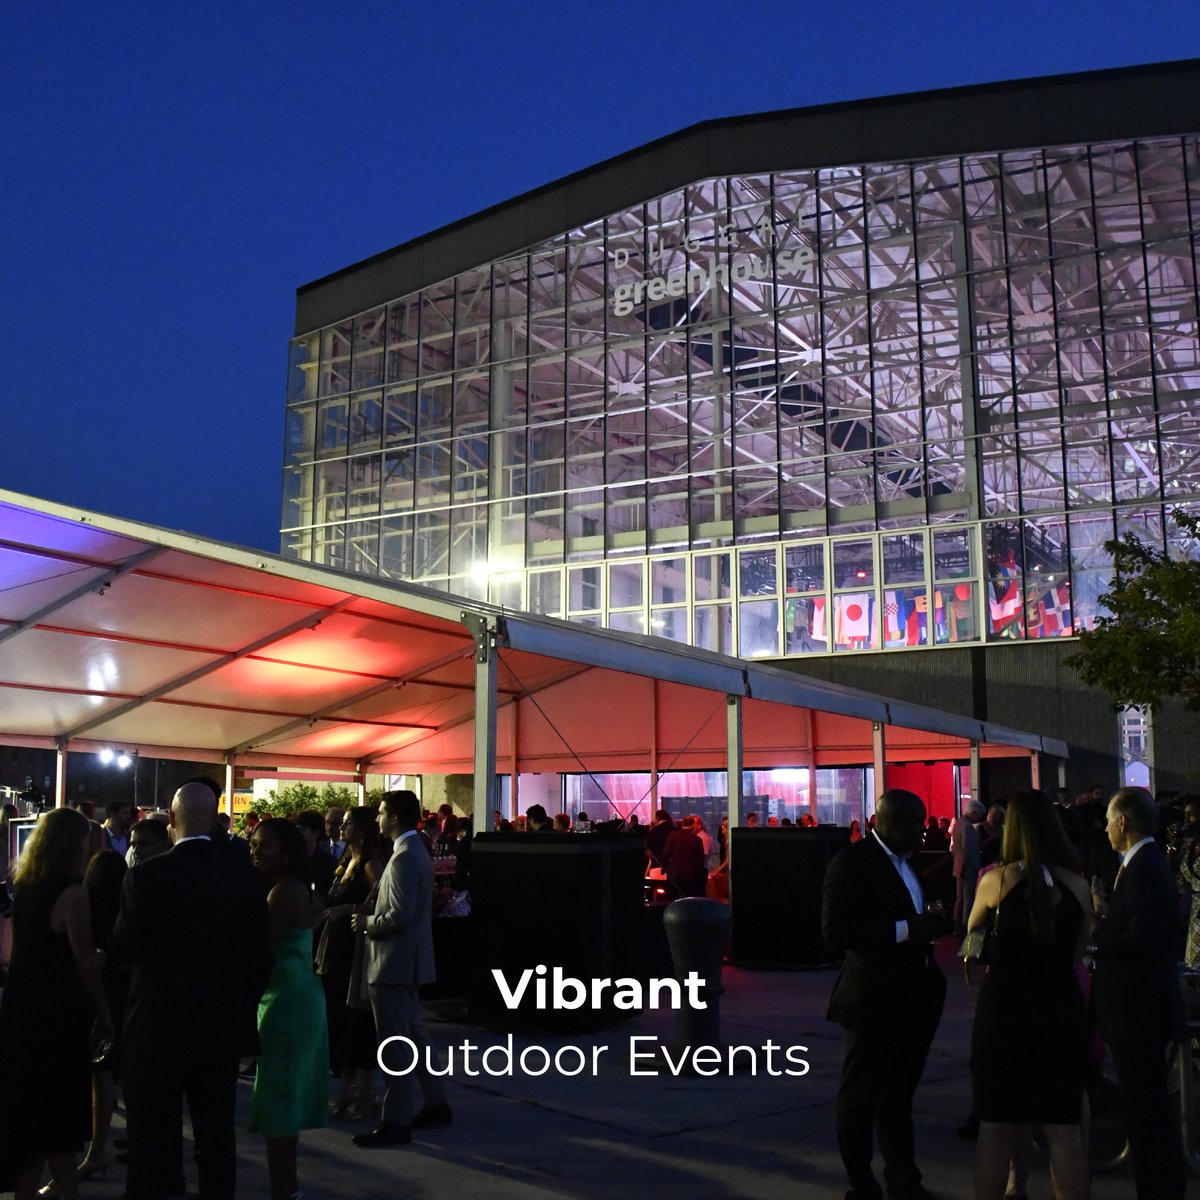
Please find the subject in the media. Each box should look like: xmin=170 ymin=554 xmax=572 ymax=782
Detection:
xmin=31 ymin=942 xmax=1200 ymax=1198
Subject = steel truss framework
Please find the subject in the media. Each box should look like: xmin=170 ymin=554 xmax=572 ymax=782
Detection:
xmin=282 ymin=135 xmax=1200 ymax=657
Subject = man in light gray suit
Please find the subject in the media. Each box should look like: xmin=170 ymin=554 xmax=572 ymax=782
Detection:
xmin=351 ymin=789 xmax=452 ymax=1147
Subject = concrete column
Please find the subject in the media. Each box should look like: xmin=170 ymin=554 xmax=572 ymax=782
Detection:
xmin=223 ymin=760 xmax=235 ymax=817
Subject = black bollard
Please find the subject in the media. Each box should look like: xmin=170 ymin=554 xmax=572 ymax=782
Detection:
xmin=662 ymin=897 xmax=730 ymax=1049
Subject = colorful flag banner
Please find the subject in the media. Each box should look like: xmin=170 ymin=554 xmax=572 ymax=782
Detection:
xmin=1038 ymin=582 xmax=1071 ymax=637
xmin=834 ymin=592 xmax=873 ymax=647
xmin=883 ymin=590 xmax=910 ymax=643
xmin=810 ymin=595 xmax=827 ymax=642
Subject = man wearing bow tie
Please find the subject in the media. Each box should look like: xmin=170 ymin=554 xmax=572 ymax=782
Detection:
xmin=822 ymin=788 xmax=949 ymax=1200
xmin=1092 ymin=786 xmax=1185 ymax=1200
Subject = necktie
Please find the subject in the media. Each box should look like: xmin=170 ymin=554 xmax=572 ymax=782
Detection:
xmin=1113 ymin=864 xmax=1126 ymax=891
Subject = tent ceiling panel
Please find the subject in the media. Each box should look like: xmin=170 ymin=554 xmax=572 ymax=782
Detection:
xmin=0 ymin=504 xmax=151 ymax=565
xmin=413 ymin=656 xmax=485 ymax=691
xmin=0 ymin=554 xmax=110 ymax=623
xmin=167 ymin=657 xmax=387 ymax=714
xmin=0 ymin=688 xmax=128 ymax=737
xmin=494 ymin=653 xmax=597 ymax=698
xmin=83 ymin=703 xmax=291 ymax=751
xmin=339 ymin=595 xmax=466 ymax=634
xmin=882 ymin=728 xmax=973 ymax=750
xmin=47 ymin=574 xmax=310 ymax=649
xmin=257 ymin=719 xmax=434 ymax=760
xmin=511 ymin=669 xmax=660 ymax=764
xmin=0 ymin=629 xmax=217 ymax=696
xmin=318 ymin=688 xmax=451 ymax=726
xmin=143 ymin=548 xmax=360 ymax=609
xmin=258 ymin=614 xmax=466 ymax=677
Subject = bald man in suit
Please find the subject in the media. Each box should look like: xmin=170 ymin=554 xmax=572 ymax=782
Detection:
xmin=115 ymin=783 xmax=272 ymax=1199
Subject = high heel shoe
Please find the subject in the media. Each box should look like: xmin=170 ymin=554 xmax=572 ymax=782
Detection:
xmin=77 ymin=1156 xmax=111 ymax=1181
xmin=348 ymin=1092 xmax=378 ymax=1120
xmin=330 ymin=1092 xmax=356 ymax=1118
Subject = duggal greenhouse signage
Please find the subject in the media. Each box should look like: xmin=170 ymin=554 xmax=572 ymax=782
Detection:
xmin=610 ymin=224 xmax=815 ymax=316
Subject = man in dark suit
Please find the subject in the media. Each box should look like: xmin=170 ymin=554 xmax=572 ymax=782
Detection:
xmin=114 ymin=783 xmax=272 ymax=1200
xmin=1091 ymin=786 xmax=1185 ymax=1200
xmin=351 ymin=789 xmax=452 ymax=1147
xmin=822 ymin=788 xmax=948 ymax=1200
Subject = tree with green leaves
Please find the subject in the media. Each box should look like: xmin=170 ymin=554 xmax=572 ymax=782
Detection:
xmin=1066 ymin=510 xmax=1200 ymax=712
xmin=234 ymin=782 xmax=385 ymax=835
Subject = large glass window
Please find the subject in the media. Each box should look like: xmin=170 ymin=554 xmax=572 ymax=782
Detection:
xmin=285 ymin=134 xmax=1200 ymax=664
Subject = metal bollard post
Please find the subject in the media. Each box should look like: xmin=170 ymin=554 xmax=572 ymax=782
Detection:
xmin=662 ymin=897 xmax=730 ymax=1049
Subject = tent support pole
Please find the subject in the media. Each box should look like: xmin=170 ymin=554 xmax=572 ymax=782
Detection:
xmin=970 ymin=740 xmax=981 ymax=813
xmin=55 ymin=740 xmax=68 ymax=808
xmin=465 ymin=614 xmax=499 ymax=834
xmin=224 ymin=759 xmax=235 ymax=818
xmin=872 ymin=721 xmax=887 ymax=799
xmin=726 ymin=695 xmax=743 ymax=900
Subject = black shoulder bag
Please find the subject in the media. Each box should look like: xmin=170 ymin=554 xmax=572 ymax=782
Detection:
xmin=958 ymin=870 xmax=1009 ymax=984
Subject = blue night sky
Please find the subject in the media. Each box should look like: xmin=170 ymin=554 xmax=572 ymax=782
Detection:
xmin=3 ymin=2 xmax=1197 ymax=554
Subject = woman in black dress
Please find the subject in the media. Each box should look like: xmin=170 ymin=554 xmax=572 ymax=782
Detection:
xmin=79 ymin=848 xmax=128 ymax=1181
xmin=967 ymin=789 xmax=1092 ymax=1200
xmin=317 ymin=806 xmax=384 ymax=1118
xmin=0 ymin=807 xmax=113 ymax=1200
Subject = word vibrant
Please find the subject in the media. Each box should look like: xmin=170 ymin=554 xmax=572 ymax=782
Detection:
xmin=492 ymin=964 xmax=707 ymax=1011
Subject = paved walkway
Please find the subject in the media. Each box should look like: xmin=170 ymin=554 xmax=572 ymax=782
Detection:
xmin=30 ymin=943 xmax=1200 ymax=1198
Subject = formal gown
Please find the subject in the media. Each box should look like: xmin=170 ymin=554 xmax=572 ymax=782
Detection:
xmin=320 ymin=863 xmax=379 ymax=1071
xmin=0 ymin=880 xmax=94 ymax=1186
xmin=971 ymin=871 xmax=1088 ymax=1123
xmin=1176 ymin=839 xmax=1200 ymax=966
xmin=248 ymin=925 xmax=330 ymax=1137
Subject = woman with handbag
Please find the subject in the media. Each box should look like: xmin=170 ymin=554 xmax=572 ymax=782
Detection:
xmin=966 ymin=789 xmax=1092 ymax=1200
xmin=316 ymin=806 xmax=384 ymax=1119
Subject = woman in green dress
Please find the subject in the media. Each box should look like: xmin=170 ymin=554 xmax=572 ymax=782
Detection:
xmin=249 ymin=819 xmax=329 ymax=1200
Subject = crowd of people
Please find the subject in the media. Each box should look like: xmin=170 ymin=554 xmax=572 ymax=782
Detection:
xmin=823 ymin=783 xmax=1191 ymax=1200
xmin=3 ymin=780 xmax=1197 ymax=1199
xmin=0 ymin=787 xmax=460 ymax=1199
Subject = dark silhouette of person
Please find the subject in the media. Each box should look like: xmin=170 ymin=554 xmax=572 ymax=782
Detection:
xmin=661 ymin=816 xmax=707 ymax=898
xmin=1091 ymin=786 xmax=1185 ymax=1200
xmin=114 ymin=783 xmax=272 ymax=1200
xmin=822 ymin=788 xmax=948 ymax=1200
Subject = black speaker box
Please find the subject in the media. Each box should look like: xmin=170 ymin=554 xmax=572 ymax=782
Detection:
xmin=729 ymin=826 xmax=850 ymax=965
xmin=468 ymin=832 xmax=648 ymax=1031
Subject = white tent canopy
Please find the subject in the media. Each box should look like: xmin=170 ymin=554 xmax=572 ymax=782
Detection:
xmin=0 ymin=490 xmax=1064 ymax=813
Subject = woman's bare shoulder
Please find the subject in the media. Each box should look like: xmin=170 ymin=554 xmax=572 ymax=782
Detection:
xmin=976 ymin=865 xmax=1004 ymax=898
xmin=1051 ymin=865 xmax=1090 ymax=900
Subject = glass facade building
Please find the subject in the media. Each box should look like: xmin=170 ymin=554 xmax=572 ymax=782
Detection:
xmin=283 ymin=79 xmax=1200 ymax=672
